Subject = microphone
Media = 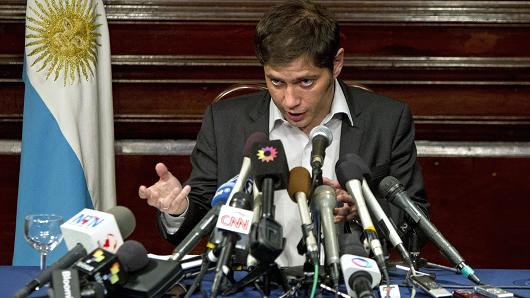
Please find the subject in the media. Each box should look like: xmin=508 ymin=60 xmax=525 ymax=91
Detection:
xmin=336 ymin=153 xmax=413 ymax=267
xmin=61 ymin=206 xmax=136 ymax=254
xmin=227 ymin=132 xmax=268 ymax=203
xmin=49 ymin=240 xmax=149 ymax=298
xmin=312 ymin=185 xmax=340 ymax=289
xmin=211 ymin=191 xmax=254 ymax=297
xmin=379 ymin=176 xmax=481 ymax=285
xmin=362 ymin=179 xmax=413 ymax=267
xmin=336 ymin=154 xmax=388 ymax=282
xmin=249 ymin=139 xmax=288 ymax=263
xmin=67 ymin=240 xmax=149 ymax=296
xmin=287 ymin=167 xmax=318 ymax=261
xmin=169 ymin=204 xmax=221 ymax=262
xmin=49 ymin=268 xmax=104 ymax=298
xmin=12 ymin=243 xmax=87 ymax=298
xmin=170 ymin=174 xmax=251 ymax=262
xmin=309 ymin=125 xmax=333 ymax=169
xmin=340 ymin=254 xmax=381 ymax=298
xmin=210 ymin=175 xmax=253 ymax=207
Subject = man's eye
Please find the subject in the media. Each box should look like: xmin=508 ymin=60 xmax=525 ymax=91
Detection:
xmin=270 ymin=79 xmax=283 ymax=86
xmin=300 ymin=79 xmax=314 ymax=87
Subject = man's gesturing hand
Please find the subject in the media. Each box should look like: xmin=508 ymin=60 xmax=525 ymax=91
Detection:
xmin=139 ymin=163 xmax=191 ymax=215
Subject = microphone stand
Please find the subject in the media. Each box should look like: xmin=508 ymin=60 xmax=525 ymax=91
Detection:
xmin=223 ymin=178 xmax=288 ymax=296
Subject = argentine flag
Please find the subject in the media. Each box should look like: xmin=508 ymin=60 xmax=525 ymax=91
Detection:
xmin=13 ymin=0 xmax=116 ymax=265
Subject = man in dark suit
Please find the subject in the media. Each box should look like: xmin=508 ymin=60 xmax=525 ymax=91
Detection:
xmin=139 ymin=0 xmax=429 ymax=267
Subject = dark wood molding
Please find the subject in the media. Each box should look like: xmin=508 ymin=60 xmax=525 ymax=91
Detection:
xmin=3 ymin=1 xmax=530 ymax=23
xmin=3 ymin=54 xmax=530 ymax=80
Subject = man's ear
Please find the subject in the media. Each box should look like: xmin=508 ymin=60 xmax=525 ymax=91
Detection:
xmin=333 ymin=48 xmax=345 ymax=78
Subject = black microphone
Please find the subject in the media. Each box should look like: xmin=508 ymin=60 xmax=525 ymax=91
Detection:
xmin=309 ymin=125 xmax=333 ymax=169
xmin=12 ymin=243 xmax=88 ymax=298
xmin=48 ymin=240 xmax=149 ymax=298
xmin=49 ymin=269 xmax=104 ymax=298
xmin=336 ymin=154 xmax=388 ymax=283
xmin=312 ymin=185 xmax=340 ymax=290
xmin=169 ymin=204 xmax=221 ymax=262
xmin=211 ymin=191 xmax=254 ymax=297
xmin=249 ymin=139 xmax=288 ymax=264
xmin=379 ymin=176 xmax=481 ymax=285
xmin=71 ymin=240 xmax=149 ymax=294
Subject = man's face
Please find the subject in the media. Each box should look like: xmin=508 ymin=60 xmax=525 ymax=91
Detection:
xmin=264 ymin=50 xmax=343 ymax=135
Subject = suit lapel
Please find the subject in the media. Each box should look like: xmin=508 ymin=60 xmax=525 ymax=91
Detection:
xmin=339 ymin=81 xmax=364 ymax=157
xmin=244 ymin=91 xmax=270 ymax=140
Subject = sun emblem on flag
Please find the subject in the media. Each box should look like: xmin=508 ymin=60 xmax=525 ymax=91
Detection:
xmin=25 ymin=0 xmax=101 ymax=85
xmin=256 ymin=146 xmax=278 ymax=163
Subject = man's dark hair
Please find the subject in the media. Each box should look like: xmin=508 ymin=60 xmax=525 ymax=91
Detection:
xmin=255 ymin=0 xmax=340 ymax=71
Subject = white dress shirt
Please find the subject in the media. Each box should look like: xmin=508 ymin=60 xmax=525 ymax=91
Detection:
xmin=269 ymin=79 xmax=352 ymax=267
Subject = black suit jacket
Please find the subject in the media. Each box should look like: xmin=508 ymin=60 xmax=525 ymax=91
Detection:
xmin=158 ymin=80 xmax=429 ymax=249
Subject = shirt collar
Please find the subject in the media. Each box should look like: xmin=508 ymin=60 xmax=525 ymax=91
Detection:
xmin=269 ymin=78 xmax=353 ymax=133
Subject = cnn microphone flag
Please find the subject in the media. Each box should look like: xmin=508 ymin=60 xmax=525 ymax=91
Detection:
xmin=13 ymin=0 xmax=116 ymax=265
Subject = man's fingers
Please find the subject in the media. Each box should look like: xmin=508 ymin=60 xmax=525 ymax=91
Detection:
xmin=138 ymin=185 xmax=150 ymax=200
xmin=155 ymin=163 xmax=173 ymax=181
xmin=323 ymin=177 xmax=341 ymax=189
xmin=161 ymin=185 xmax=192 ymax=214
xmin=334 ymin=215 xmax=345 ymax=223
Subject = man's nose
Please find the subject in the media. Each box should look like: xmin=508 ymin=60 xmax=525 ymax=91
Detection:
xmin=283 ymin=85 xmax=299 ymax=108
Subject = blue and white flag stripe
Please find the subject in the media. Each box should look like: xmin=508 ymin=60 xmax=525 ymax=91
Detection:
xmin=13 ymin=0 xmax=116 ymax=265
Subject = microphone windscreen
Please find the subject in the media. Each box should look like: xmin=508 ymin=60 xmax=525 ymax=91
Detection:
xmin=106 ymin=206 xmax=136 ymax=239
xmin=309 ymin=125 xmax=333 ymax=144
xmin=335 ymin=153 xmax=371 ymax=186
xmin=243 ymin=132 xmax=268 ymax=157
xmin=378 ymin=176 xmax=401 ymax=198
xmin=251 ymin=139 xmax=289 ymax=190
xmin=211 ymin=176 xmax=238 ymax=206
xmin=287 ymin=167 xmax=311 ymax=201
xmin=116 ymin=240 xmax=149 ymax=273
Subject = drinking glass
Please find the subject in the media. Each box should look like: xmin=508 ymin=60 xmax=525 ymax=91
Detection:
xmin=23 ymin=214 xmax=64 ymax=270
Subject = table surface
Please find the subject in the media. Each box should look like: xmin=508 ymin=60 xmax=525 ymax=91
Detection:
xmin=3 ymin=265 xmax=530 ymax=297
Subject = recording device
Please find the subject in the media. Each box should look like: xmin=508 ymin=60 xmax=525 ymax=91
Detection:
xmin=12 ymin=243 xmax=88 ymax=298
xmin=48 ymin=240 xmax=149 ymax=298
xmin=309 ymin=125 xmax=333 ymax=169
xmin=335 ymin=154 xmax=388 ymax=282
xmin=249 ymin=139 xmax=288 ymax=263
xmin=116 ymin=244 xmax=185 ymax=298
xmin=61 ymin=206 xmax=136 ymax=254
xmin=211 ymin=191 xmax=254 ymax=297
xmin=313 ymin=185 xmax=340 ymax=289
xmin=409 ymin=275 xmax=452 ymax=298
xmin=474 ymin=285 xmax=514 ymax=298
xmin=227 ymin=132 xmax=268 ymax=203
xmin=340 ymin=254 xmax=381 ymax=298
xmin=73 ymin=240 xmax=149 ymax=291
xmin=379 ymin=176 xmax=480 ymax=285
xmin=49 ymin=269 xmax=105 ymax=298
xmin=287 ymin=167 xmax=318 ymax=261
xmin=453 ymin=290 xmax=488 ymax=298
